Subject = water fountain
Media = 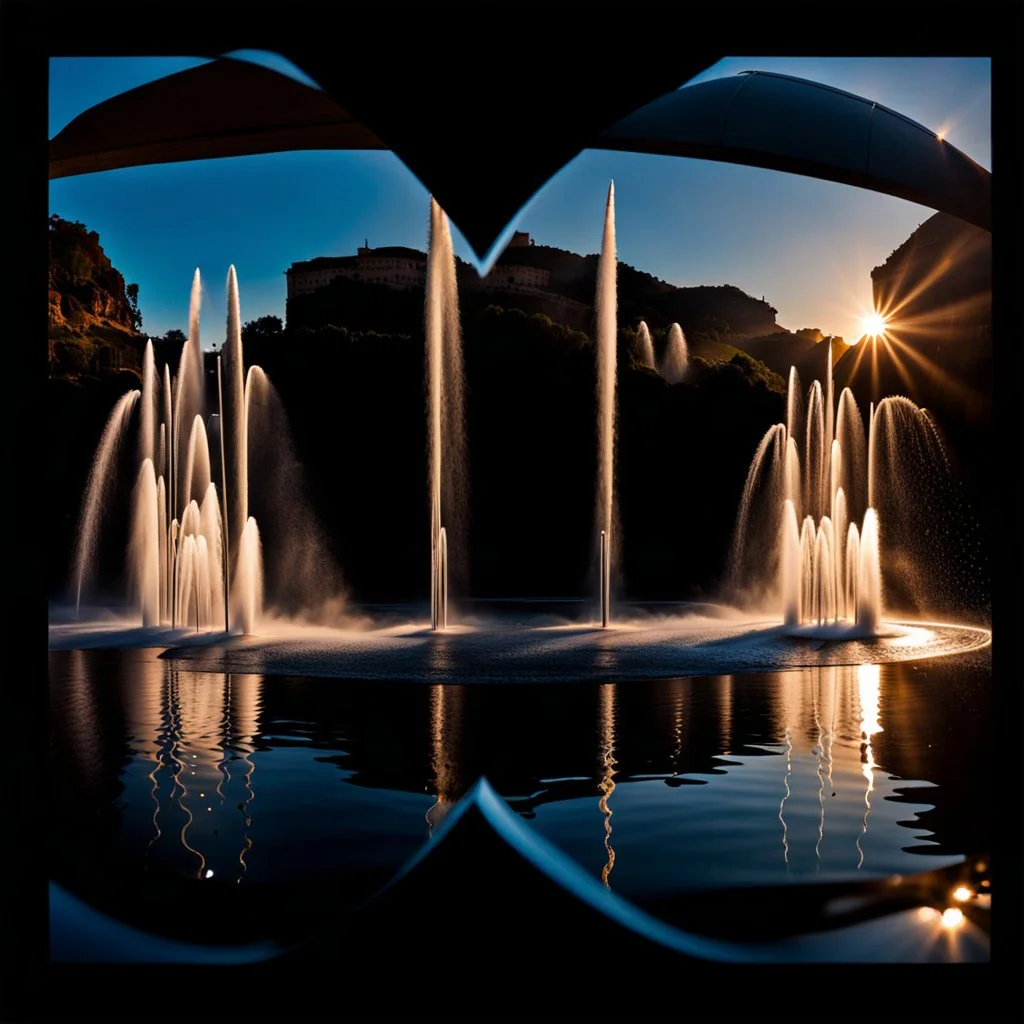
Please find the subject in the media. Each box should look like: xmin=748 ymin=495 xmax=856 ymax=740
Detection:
xmin=660 ymin=323 xmax=688 ymax=384
xmin=635 ymin=321 xmax=655 ymax=370
xmin=56 ymin=188 xmax=988 ymax=678
xmin=71 ymin=268 xmax=266 ymax=635
xmin=726 ymin=340 xmax=949 ymax=636
xmin=596 ymin=182 xmax=617 ymax=628
xmin=426 ymin=198 xmax=468 ymax=631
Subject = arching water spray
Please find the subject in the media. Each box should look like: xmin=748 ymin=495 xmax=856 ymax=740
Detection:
xmin=72 ymin=389 xmax=140 ymax=616
xmin=233 ymin=517 xmax=264 ymax=636
xmin=181 ymin=415 xmax=212 ymax=510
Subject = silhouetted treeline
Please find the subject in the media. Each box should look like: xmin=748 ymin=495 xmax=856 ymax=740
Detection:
xmin=49 ymin=307 xmax=786 ymax=606
xmin=286 ymin=244 xmax=780 ymax=342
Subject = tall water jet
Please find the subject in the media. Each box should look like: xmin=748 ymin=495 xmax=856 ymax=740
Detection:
xmin=181 ymin=414 xmax=212 ymax=510
xmin=217 ymin=357 xmax=230 ymax=632
xmin=427 ymin=200 xmax=444 ymax=630
xmin=129 ymin=458 xmax=160 ymax=627
xmin=660 ymin=323 xmax=689 ymax=384
xmin=199 ymin=482 xmax=225 ymax=624
xmin=780 ymin=500 xmax=801 ymax=627
xmin=139 ymin=340 xmax=157 ymax=467
xmin=595 ymin=182 xmax=617 ymax=626
xmin=835 ymin=388 xmax=867 ymax=524
xmin=223 ymin=266 xmax=248 ymax=571
xmin=635 ymin=321 xmax=655 ymax=370
xmin=833 ymin=487 xmax=848 ymax=619
xmin=233 ymin=517 xmax=264 ymax=636
xmin=786 ymin=367 xmax=803 ymax=446
xmin=845 ymin=523 xmax=861 ymax=620
xmin=823 ymin=339 xmax=834 ymax=474
xmin=784 ymin=435 xmax=801 ymax=514
xmin=425 ymin=198 xmax=467 ymax=630
xmin=799 ymin=516 xmax=816 ymax=619
xmin=440 ymin=207 xmax=469 ymax=597
xmin=857 ymin=509 xmax=882 ymax=631
xmin=162 ymin=364 xmax=173 ymax=467
xmin=804 ymin=381 xmax=825 ymax=521
xmin=172 ymin=270 xmax=204 ymax=526
xmin=71 ymin=389 xmax=140 ymax=615
xmin=157 ymin=475 xmax=168 ymax=623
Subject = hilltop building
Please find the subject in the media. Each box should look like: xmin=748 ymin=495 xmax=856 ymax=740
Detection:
xmin=285 ymin=233 xmax=554 ymax=303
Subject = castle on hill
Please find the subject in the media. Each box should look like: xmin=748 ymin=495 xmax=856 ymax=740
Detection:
xmin=286 ymin=231 xmax=560 ymax=302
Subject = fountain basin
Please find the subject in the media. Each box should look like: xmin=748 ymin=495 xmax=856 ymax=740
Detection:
xmin=49 ymin=605 xmax=990 ymax=683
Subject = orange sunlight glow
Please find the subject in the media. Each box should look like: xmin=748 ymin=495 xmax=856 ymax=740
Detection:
xmin=861 ymin=312 xmax=889 ymax=339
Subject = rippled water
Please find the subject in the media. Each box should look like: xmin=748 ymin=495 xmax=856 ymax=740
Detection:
xmin=49 ymin=645 xmax=991 ymax=947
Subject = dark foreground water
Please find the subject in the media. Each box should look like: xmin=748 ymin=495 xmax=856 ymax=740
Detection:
xmin=49 ymin=646 xmax=991 ymax=950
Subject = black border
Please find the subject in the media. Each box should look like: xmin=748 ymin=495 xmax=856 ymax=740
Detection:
xmin=5 ymin=2 xmax=1022 ymax=1020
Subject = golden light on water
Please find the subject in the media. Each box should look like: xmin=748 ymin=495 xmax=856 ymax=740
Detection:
xmin=942 ymin=907 xmax=965 ymax=929
xmin=952 ymin=886 xmax=973 ymax=902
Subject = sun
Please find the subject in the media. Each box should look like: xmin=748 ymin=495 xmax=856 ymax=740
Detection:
xmin=861 ymin=311 xmax=889 ymax=339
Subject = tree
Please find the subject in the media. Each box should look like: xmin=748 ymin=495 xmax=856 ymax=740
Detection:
xmin=126 ymin=282 xmax=143 ymax=332
xmin=242 ymin=315 xmax=284 ymax=343
xmin=162 ymin=328 xmax=187 ymax=346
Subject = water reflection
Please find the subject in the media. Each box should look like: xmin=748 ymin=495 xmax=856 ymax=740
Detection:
xmin=109 ymin=657 xmax=263 ymax=882
xmin=856 ymin=663 xmax=882 ymax=869
xmin=598 ymin=684 xmax=616 ymax=888
xmin=426 ymin=684 xmax=464 ymax=834
xmin=49 ymin=648 xmax=989 ymax=932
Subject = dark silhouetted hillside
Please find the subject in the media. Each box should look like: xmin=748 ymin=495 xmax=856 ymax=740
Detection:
xmin=731 ymin=327 xmax=850 ymax=386
xmin=835 ymin=211 xmax=992 ymax=621
xmin=287 ymin=239 xmax=780 ymax=342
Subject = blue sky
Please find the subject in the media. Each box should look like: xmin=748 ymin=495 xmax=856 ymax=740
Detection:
xmin=48 ymin=55 xmax=991 ymax=347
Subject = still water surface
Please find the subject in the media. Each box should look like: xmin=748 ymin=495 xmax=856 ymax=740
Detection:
xmin=49 ymin=647 xmax=990 ymax=945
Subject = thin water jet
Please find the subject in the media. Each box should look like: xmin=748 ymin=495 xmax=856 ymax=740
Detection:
xmin=217 ymin=356 xmax=230 ymax=632
xmin=595 ymin=182 xmax=617 ymax=627
xmin=425 ymin=198 xmax=466 ymax=631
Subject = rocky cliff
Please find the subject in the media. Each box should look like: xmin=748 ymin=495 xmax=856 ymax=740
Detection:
xmin=48 ymin=214 xmax=146 ymax=377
